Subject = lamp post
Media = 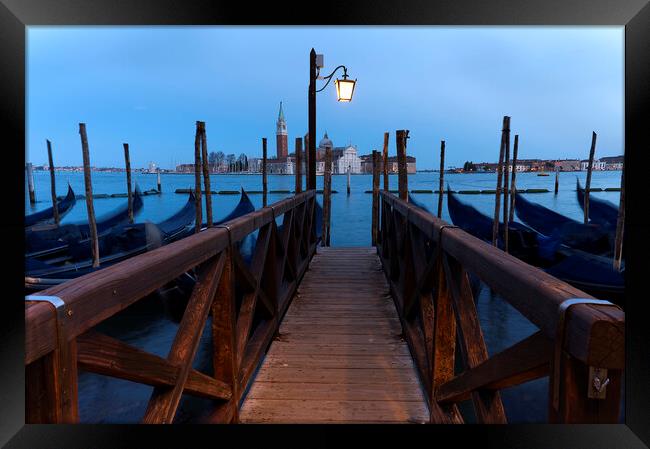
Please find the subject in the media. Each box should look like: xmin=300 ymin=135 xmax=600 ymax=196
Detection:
xmin=307 ymin=48 xmax=357 ymax=190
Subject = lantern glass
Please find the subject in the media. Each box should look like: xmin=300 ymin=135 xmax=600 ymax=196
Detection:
xmin=335 ymin=78 xmax=356 ymax=102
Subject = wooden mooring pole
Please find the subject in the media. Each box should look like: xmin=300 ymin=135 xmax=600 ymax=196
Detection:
xmin=396 ymin=130 xmax=409 ymax=201
xmin=304 ymin=133 xmax=309 ymax=190
xmin=372 ymin=150 xmax=380 ymax=245
xmin=492 ymin=116 xmax=509 ymax=247
xmin=157 ymin=170 xmax=162 ymax=192
xmin=79 ymin=124 xmax=99 ymax=268
xmin=26 ymin=162 xmax=36 ymax=204
xmin=199 ymin=122 xmax=213 ymax=227
xmin=262 ymin=138 xmax=268 ymax=207
xmin=123 ymin=143 xmax=134 ymax=223
xmin=502 ymin=125 xmax=511 ymax=254
xmin=508 ymin=134 xmax=519 ymax=223
xmin=437 ymin=140 xmax=445 ymax=218
xmin=613 ymin=162 xmax=625 ymax=271
xmin=295 ymin=137 xmax=302 ymax=194
xmin=382 ymin=132 xmax=389 ymax=191
xmin=47 ymin=139 xmax=60 ymax=225
xmin=347 ymin=165 xmax=351 ymax=196
xmin=194 ymin=122 xmax=203 ymax=233
xmin=322 ymin=145 xmax=332 ymax=246
xmin=554 ymin=166 xmax=559 ymax=195
xmin=584 ymin=131 xmax=597 ymax=224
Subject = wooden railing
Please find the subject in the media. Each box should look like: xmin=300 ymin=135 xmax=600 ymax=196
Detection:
xmin=25 ymin=190 xmax=318 ymax=424
xmin=376 ymin=191 xmax=624 ymax=424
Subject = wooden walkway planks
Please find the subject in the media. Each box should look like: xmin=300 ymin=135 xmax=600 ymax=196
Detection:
xmin=239 ymin=247 xmax=429 ymax=423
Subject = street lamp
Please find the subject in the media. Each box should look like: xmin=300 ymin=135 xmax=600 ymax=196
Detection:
xmin=308 ymin=48 xmax=356 ymax=189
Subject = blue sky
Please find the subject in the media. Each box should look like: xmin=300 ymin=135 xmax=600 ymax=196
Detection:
xmin=27 ymin=26 xmax=623 ymax=170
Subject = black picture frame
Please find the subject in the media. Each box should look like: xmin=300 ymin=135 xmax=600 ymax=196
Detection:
xmin=1 ymin=1 xmax=649 ymax=447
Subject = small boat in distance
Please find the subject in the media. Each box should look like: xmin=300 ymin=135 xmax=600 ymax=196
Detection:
xmin=25 ymin=184 xmax=76 ymax=228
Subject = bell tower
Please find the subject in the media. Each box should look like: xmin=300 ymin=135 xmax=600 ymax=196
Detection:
xmin=276 ymin=101 xmax=288 ymax=159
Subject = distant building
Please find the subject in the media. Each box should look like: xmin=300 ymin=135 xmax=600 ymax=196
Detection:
xmin=276 ymin=102 xmax=288 ymax=159
xmin=147 ymin=161 xmax=158 ymax=173
xmin=359 ymin=154 xmax=416 ymax=174
xmin=554 ymin=159 xmax=581 ymax=171
xmin=313 ymin=133 xmax=363 ymax=174
xmin=599 ymin=155 xmax=624 ymax=170
xmin=580 ymin=159 xmax=606 ymax=171
xmin=175 ymin=163 xmax=195 ymax=173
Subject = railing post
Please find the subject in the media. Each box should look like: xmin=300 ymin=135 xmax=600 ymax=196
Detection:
xmin=371 ymin=150 xmax=380 ymax=245
xmin=209 ymin=248 xmax=239 ymax=423
xmin=25 ymin=296 xmax=79 ymax=423
xmin=548 ymin=300 xmax=624 ymax=423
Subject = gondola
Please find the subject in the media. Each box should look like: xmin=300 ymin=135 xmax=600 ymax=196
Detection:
xmin=576 ymin=179 xmax=618 ymax=227
xmin=25 ymin=189 xmax=257 ymax=292
xmin=412 ymin=189 xmax=624 ymax=304
xmin=26 ymin=186 xmax=145 ymax=261
xmin=445 ymin=187 xmax=541 ymax=265
xmin=513 ymin=192 xmax=613 ymax=256
xmin=25 ymin=184 xmax=77 ymax=228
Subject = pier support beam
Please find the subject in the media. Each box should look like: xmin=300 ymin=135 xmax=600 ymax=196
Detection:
xmin=123 ymin=143 xmax=134 ymax=223
xmin=194 ymin=122 xmax=203 ymax=233
xmin=26 ymin=162 xmax=36 ymax=205
xmin=438 ymin=140 xmax=445 ymax=218
xmin=583 ymin=131 xmax=597 ymax=224
xmin=47 ymin=139 xmax=59 ymax=225
xmin=396 ymin=130 xmax=409 ymax=201
xmin=492 ymin=116 xmax=509 ymax=247
xmin=372 ymin=150 xmax=380 ymax=245
xmin=79 ymin=124 xmax=99 ymax=268
xmin=322 ymin=145 xmax=332 ymax=246
xmin=199 ymin=121 xmax=213 ymax=227
xmin=508 ymin=135 xmax=519 ymax=223
xmin=382 ymin=132 xmax=389 ymax=191
xmin=262 ymin=138 xmax=268 ymax=208
xmin=295 ymin=137 xmax=302 ymax=194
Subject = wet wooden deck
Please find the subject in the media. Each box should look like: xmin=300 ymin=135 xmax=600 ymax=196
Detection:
xmin=239 ymin=247 xmax=429 ymax=423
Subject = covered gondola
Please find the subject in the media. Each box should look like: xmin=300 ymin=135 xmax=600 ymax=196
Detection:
xmin=26 ymin=186 xmax=145 ymax=261
xmin=576 ymin=179 xmax=618 ymax=227
xmin=445 ymin=187 xmax=540 ymax=264
xmin=513 ymin=192 xmax=613 ymax=256
xmin=411 ymin=188 xmax=624 ymax=305
xmin=25 ymin=184 xmax=77 ymax=228
xmin=25 ymin=189 xmax=257 ymax=291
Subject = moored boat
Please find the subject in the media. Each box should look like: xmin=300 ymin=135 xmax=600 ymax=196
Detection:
xmin=25 ymin=184 xmax=77 ymax=228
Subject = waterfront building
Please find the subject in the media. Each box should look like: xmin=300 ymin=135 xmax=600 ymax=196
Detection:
xmin=580 ymin=159 xmax=606 ymax=171
xmin=599 ymin=155 xmax=624 ymax=170
xmin=553 ymin=159 xmax=582 ymax=171
xmin=359 ymin=154 xmax=416 ymax=174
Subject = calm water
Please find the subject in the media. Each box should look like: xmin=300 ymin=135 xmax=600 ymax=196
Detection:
xmin=25 ymin=170 xmax=623 ymax=423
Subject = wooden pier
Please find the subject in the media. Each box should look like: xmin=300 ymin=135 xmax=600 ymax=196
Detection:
xmin=240 ymin=247 xmax=428 ymax=423
xmin=24 ymin=188 xmax=624 ymax=424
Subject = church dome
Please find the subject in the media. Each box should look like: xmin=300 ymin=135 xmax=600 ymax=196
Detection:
xmin=318 ymin=132 xmax=333 ymax=149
